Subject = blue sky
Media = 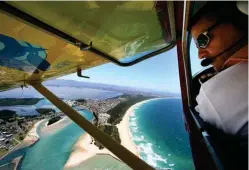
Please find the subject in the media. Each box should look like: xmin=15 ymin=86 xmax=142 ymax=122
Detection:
xmin=60 ymin=41 xmax=204 ymax=94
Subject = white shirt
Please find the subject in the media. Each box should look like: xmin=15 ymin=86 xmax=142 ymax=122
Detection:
xmin=195 ymin=62 xmax=248 ymax=135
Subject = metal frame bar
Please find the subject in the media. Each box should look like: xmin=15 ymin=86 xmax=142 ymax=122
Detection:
xmin=181 ymin=0 xmax=193 ymax=107
xmin=29 ymin=81 xmax=153 ymax=170
xmin=0 ymin=1 xmax=176 ymax=67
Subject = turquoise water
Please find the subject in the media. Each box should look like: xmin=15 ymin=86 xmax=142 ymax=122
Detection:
xmin=34 ymin=99 xmax=61 ymax=112
xmin=0 ymin=107 xmax=93 ymax=170
xmin=129 ymin=98 xmax=194 ymax=170
xmin=1 ymin=98 xmax=194 ymax=170
xmin=67 ymin=155 xmax=132 ymax=170
xmin=19 ymin=109 xmax=93 ymax=170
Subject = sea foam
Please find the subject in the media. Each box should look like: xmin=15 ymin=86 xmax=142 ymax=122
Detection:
xmin=128 ymin=99 xmax=174 ymax=169
xmin=136 ymin=141 xmax=168 ymax=168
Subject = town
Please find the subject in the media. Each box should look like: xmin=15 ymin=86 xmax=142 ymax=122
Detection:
xmin=76 ymin=97 xmax=127 ymax=125
xmin=0 ymin=108 xmax=54 ymax=157
xmin=0 ymin=97 xmax=127 ymax=158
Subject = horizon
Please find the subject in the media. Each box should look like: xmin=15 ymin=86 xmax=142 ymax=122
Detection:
xmin=45 ymin=79 xmax=176 ymax=94
xmin=59 ymin=47 xmax=182 ymax=94
xmin=58 ymin=42 xmax=202 ymax=94
xmin=1 ymin=41 xmax=203 ymax=96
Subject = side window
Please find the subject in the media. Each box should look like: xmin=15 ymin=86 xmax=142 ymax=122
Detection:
xmin=0 ymin=48 xmax=195 ymax=170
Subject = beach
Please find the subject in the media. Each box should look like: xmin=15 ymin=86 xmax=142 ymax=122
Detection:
xmin=64 ymin=98 xmax=160 ymax=169
xmin=16 ymin=116 xmax=68 ymax=150
xmin=0 ymin=120 xmax=45 ymax=170
xmin=116 ymin=98 xmax=161 ymax=157
xmin=116 ymin=103 xmax=140 ymax=156
xmin=16 ymin=119 xmax=45 ymax=150
xmin=64 ymin=133 xmax=117 ymax=169
xmin=41 ymin=116 xmax=70 ymax=135
xmin=2 ymin=97 xmax=194 ymax=170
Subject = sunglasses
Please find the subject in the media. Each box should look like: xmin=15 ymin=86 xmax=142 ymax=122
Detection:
xmin=195 ymin=22 xmax=221 ymax=49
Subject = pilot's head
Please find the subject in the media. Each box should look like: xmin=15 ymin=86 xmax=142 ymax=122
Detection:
xmin=190 ymin=2 xmax=248 ymax=72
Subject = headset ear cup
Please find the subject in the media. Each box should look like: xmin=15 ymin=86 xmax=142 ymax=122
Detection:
xmin=236 ymin=1 xmax=248 ymax=15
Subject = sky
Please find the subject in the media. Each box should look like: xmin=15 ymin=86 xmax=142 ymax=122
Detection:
xmin=60 ymin=41 xmax=205 ymax=94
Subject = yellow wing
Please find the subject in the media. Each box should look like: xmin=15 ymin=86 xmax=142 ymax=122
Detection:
xmin=0 ymin=1 xmax=174 ymax=91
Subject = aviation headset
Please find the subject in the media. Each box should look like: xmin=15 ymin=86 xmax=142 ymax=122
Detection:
xmin=189 ymin=1 xmax=248 ymax=69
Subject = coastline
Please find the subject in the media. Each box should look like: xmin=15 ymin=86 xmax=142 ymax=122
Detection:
xmin=12 ymin=156 xmax=23 ymax=170
xmin=116 ymin=98 xmax=162 ymax=158
xmin=64 ymin=133 xmax=117 ymax=169
xmin=0 ymin=120 xmax=45 ymax=170
xmin=0 ymin=117 xmax=68 ymax=168
xmin=64 ymin=98 xmax=162 ymax=169
xmin=41 ymin=116 xmax=70 ymax=135
xmin=13 ymin=119 xmax=45 ymax=150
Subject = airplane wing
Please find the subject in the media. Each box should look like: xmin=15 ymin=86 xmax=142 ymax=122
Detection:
xmin=0 ymin=1 xmax=176 ymax=91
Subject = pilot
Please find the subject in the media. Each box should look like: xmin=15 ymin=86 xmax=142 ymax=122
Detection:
xmin=191 ymin=1 xmax=248 ymax=136
xmin=190 ymin=1 xmax=248 ymax=169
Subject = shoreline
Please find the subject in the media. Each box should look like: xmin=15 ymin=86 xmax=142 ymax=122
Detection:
xmin=12 ymin=119 xmax=45 ymax=151
xmin=116 ymin=98 xmax=162 ymax=158
xmin=64 ymin=98 xmax=163 ymax=169
xmin=41 ymin=116 xmax=71 ymax=135
xmin=64 ymin=133 xmax=117 ymax=169
xmin=0 ymin=120 xmax=45 ymax=170
xmin=45 ymin=115 xmax=67 ymax=127
xmin=12 ymin=156 xmax=23 ymax=170
xmin=21 ymin=119 xmax=44 ymax=147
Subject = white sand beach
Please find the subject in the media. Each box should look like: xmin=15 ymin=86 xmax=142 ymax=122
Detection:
xmin=64 ymin=133 xmax=117 ymax=169
xmin=116 ymin=104 xmax=140 ymax=156
xmin=64 ymin=98 xmax=161 ymax=169
xmin=12 ymin=156 xmax=23 ymax=170
xmin=19 ymin=116 xmax=69 ymax=148
xmin=17 ymin=119 xmax=45 ymax=149
xmin=41 ymin=116 xmax=70 ymax=135
xmin=116 ymin=98 xmax=161 ymax=157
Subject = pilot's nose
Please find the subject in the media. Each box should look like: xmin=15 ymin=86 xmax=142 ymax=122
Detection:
xmin=198 ymin=49 xmax=208 ymax=59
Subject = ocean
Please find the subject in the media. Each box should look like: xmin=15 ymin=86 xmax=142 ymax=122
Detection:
xmin=19 ymin=108 xmax=93 ymax=170
xmin=0 ymin=98 xmax=194 ymax=170
xmin=0 ymin=108 xmax=93 ymax=170
xmin=129 ymin=98 xmax=194 ymax=170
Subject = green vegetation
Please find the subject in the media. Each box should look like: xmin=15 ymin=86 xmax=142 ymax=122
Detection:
xmin=47 ymin=116 xmax=61 ymax=126
xmin=76 ymin=99 xmax=87 ymax=103
xmin=93 ymin=94 xmax=153 ymax=149
xmin=36 ymin=108 xmax=56 ymax=115
xmin=0 ymin=148 xmax=8 ymax=158
xmin=10 ymin=138 xmax=19 ymax=146
xmin=0 ymin=110 xmax=17 ymax=121
xmin=0 ymin=98 xmax=42 ymax=106
xmin=94 ymin=125 xmax=121 ymax=149
xmin=16 ymin=133 xmax=25 ymax=141
xmin=107 ymin=95 xmax=153 ymax=125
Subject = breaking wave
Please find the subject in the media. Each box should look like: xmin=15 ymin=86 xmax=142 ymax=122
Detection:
xmin=128 ymin=101 xmax=175 ymax=169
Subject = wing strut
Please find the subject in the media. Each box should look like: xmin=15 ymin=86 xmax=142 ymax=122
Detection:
xmin=28 ymin=81 xmax=154 ymax=170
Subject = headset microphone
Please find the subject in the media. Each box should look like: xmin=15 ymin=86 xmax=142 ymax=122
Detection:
xmin=200 ymin=36 xmax=247 ymax=68
xmin=201 ymin=58 xmax=213 ymax=67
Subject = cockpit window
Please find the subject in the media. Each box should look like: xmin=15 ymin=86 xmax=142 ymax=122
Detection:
xmin=190 ymin=38 xmax=210 ymax=77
